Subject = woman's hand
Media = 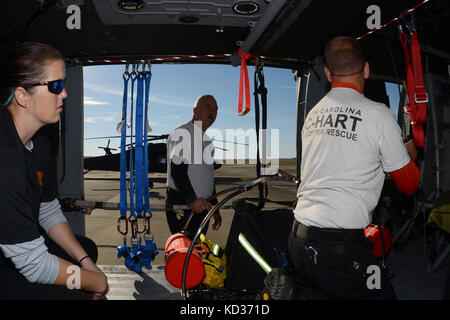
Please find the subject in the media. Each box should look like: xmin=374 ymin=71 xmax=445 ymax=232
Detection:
xmin=80 ymin=256 xmax=103 ymax=274
xmin=80 ymin=258 xmax=109 ymax=300
xmin=91 ymin=276 xmax=109 ymax=300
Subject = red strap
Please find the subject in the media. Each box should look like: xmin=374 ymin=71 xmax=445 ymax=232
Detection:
xmin=389 ymin=159 xmax=420 ymax=196
xmin=398 ymin=27 xmax=427 ymax=148
xmin=237 ymin=48 xmax=252 ymax=116
xmin=410 ymin=31 xmax=427 ymax=124
xmin=399 ymin=29 xmax=416 ymax=120
xmin=331 ymin=82 xmax=363 ymax=94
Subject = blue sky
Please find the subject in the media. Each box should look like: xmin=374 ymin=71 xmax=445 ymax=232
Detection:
xmin=83 ymin=64 xmax=298 ymax=158
xmin=83 ymin=64 xmax=400 ymax=158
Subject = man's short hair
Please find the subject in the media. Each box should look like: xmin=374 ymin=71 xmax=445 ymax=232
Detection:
xmin=325 ymin=36 xmax=365 ymax=76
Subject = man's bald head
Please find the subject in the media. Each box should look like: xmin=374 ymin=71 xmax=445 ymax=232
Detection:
xmin=194 ymin=94 xmax=216 ymax=110
xmin=325 ymin=36 xmax=365 ymax=76
xmin=192 ymin=94 xmax=218 ymax=131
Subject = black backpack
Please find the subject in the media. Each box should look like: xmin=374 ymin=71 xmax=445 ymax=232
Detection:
xmin=224 ymin=199 xmax=294 ymax=290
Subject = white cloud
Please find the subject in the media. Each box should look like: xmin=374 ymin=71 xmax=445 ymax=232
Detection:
xmin=85 ymin=83 xmax=123 ymax=97
xmin=84 ymin=82 xmax=192 ymax=108
xmin=84 ymin=116 xmax=115 ymax=124
xmin=84 ymin=96 xmax=109 ymax=105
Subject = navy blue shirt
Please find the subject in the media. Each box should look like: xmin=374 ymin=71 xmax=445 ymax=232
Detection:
xmin=0 ymin=109 xmax=56 ymax=264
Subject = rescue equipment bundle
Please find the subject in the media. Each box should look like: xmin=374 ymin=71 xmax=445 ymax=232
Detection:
xmin=116 ymin=61 xmax=159 ymax=273
xmin=164 ymin=232 xmax=227 ymax=289
xmin=364 ymin=224 xmax=393 ymax=259
xmin=162 ymin=169 xmax=298 ymax=299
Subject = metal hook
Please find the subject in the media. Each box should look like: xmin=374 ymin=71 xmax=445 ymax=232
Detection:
xmin=123 ymin=61 xmax=130 ymax=79
xmin=400 ymin=10 xmax=416 ymax=33
xmin=145 ymin=60 xmax=151 ymax=74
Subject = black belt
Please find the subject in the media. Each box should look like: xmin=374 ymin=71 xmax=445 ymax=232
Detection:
xmin=291 ymin=221 xmax=369 ymax=266
xmin=292 ymin=220 xmax=364 ymax=244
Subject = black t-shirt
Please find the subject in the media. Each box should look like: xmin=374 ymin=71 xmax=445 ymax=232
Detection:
xmin=0 ymin=109 xmax=57 ymax=262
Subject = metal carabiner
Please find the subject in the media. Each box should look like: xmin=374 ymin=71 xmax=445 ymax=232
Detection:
xmin=129 ymin=61 xmax=138 ymax=79
xmin=129 ymin=216 xmax=138 ymax=238
xmin=400 ymin=10 xmax=416 ymax=33
xmin=123 ymin=62 xmax=130 ymax=80
xmin=143 ymin=212 xmax=152 ymax=236
xmin=136 ymin=216 xmax=147 ymax=234
xmin=117 ymin=216 xmax=128 ymax=235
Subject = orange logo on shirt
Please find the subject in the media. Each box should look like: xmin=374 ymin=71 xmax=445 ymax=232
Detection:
xmin=36 ymin=171 xmax=44 ymax=194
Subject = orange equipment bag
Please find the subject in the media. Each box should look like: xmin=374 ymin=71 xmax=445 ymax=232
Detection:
xmin=364 ymin=224 xmax=392 ymax=259
xmin=164 ymin=233 xmax=205 ymax=289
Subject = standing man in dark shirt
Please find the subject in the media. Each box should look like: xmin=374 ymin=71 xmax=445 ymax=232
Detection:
xmin=165 ymin=94 xmax=222 ymax=238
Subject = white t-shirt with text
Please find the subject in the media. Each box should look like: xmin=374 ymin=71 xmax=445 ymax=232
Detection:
xmin=294 ymin=87 xmax=410 ymax=229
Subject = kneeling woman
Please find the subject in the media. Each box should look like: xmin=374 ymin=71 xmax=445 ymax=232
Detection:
xmin=0 ymin=42 xmax=109 ymax=299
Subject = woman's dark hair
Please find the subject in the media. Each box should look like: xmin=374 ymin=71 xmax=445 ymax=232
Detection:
xmin=0 ymin=42 xmax=64 ymax=106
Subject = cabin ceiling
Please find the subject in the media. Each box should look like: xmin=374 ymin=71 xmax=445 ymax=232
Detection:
xmin=0 ymin=0 xmax=449 ymax=78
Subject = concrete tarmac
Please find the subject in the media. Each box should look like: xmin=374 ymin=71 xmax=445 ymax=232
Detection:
xmin=84 ymin=164 xmax=298 ymax=266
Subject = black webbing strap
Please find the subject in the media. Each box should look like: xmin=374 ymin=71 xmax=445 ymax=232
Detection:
xmin=254 ymin=61 xmax=269 ymax=210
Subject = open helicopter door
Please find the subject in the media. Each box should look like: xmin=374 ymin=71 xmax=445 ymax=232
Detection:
xmin=56 ymin=64 xmax=86 ymax=235
xmin=294 ymin=59 xmax=330 ymax=179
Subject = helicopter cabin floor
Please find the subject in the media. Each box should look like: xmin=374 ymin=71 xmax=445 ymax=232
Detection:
xmin=97 ymin=234 xmax=449 ymax=300
xmin=83 ymin=166 xmax=449 ymax=300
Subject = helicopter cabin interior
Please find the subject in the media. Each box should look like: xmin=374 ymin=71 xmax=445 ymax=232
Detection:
xmin=0 ymin=0 xmax=449 ymax=300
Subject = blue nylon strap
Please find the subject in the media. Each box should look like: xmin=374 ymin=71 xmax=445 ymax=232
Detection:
xmin=143 ymin=72 xmax=152 ymax=217
xmin=129 ymin=73 xmax=137 ymax=220
xmin=135 ymin=73 xmax=145 ymax=218
xmin=119 ymin=74 xmax=129 ymax=219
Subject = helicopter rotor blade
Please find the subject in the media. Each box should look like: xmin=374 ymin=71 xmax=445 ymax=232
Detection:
xmin=211 ymin=138 xmax=249 ymax=146
xmin=85 ymin=134 xmax=169 ymax=141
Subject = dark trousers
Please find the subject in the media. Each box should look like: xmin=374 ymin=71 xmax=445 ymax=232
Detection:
xmin=288 ymin=221 xmax=397 ymax=300
xmin=165 ymin=187 xmax=209 ymax=238
xmin=166 ymin=209 xmax=209 ymax=239
xmin=0 ymin=234 xmax=98 ymax=300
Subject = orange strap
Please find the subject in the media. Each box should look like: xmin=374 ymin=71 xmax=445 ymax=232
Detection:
xmin=389 ymin=159 xmax=420 ymax=196
xmin=237 ymin=48 xmax=252 ymax=116
xmin=331 ymin=82 xmax=363 ymax=94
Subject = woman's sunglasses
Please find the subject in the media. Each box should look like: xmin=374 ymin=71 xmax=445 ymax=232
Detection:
xmin=23 ymin=79 xmax=65 ymax=94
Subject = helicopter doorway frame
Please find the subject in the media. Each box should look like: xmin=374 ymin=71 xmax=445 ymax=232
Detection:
xmin=57 ymin=63 xmax=86 ymax=235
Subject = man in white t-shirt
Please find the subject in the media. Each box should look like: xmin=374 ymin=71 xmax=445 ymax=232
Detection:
xmin=165 ymin=95 xmax=222 ymax=238
xmin=289 ymin=37 xmax=420 ymax=299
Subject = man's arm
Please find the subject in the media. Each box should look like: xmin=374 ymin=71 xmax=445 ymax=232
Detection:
xmin=377 ymin=108 xmax=420 ymax=196
xmin=389 ymin=159 xmax=420 ymax=196
xmin=171 ymin=161 xmax=212 ymax=214
xmin=171 ymin=161 xmax=197 ymax=204
xmin=388 ymin=140 xmax=420 ymax=196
